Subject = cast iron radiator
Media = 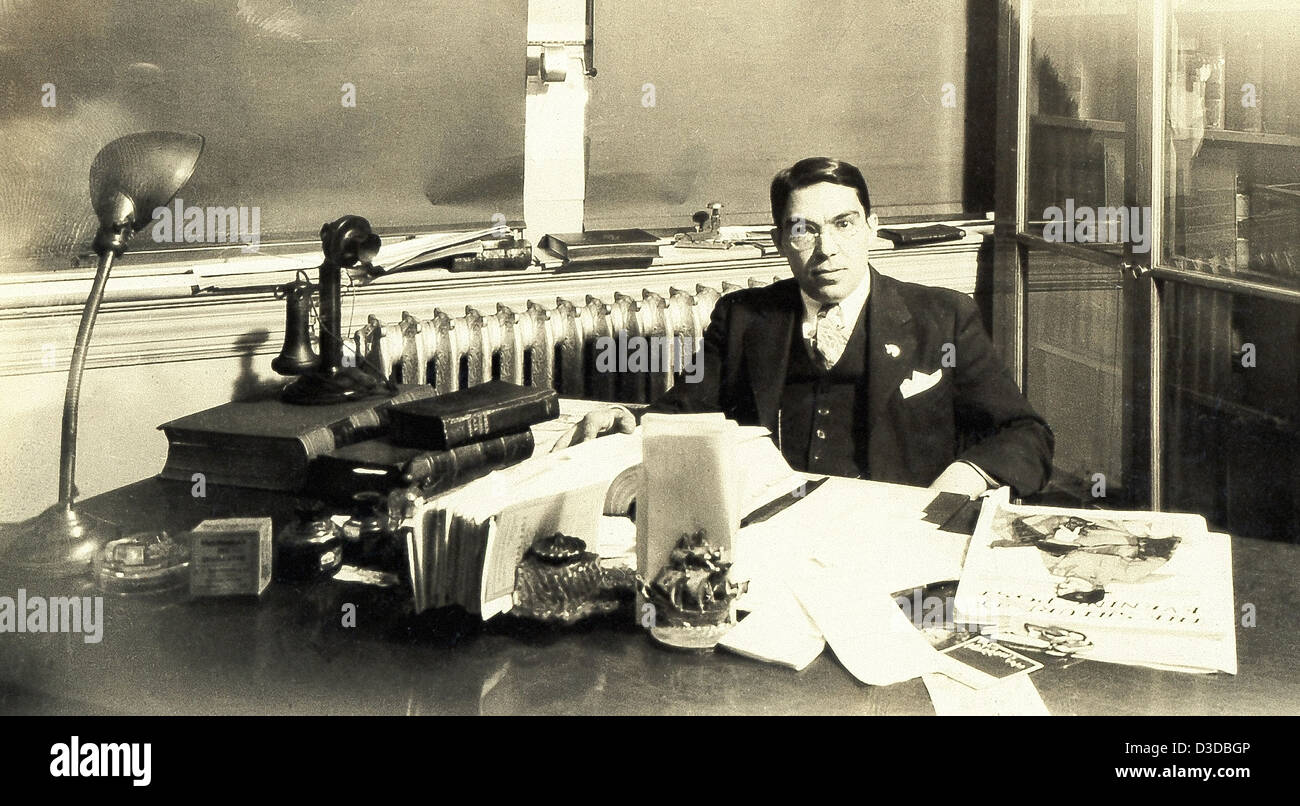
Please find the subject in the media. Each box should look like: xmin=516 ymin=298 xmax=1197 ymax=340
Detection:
xmin=352 ymin=277 xmax=782 ymax=403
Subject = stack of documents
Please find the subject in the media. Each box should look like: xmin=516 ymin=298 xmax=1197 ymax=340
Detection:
xmin=637 ymin=414 xmax=749 ymax=589
xmin=717 ymin=481 xmax=1054 ymax=712
xmin=721 ymin=517 xmax=1051 ymax=714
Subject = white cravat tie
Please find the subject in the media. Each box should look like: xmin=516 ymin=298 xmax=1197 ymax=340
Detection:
xmin=812 ymin=303 xmax=849 ymax=369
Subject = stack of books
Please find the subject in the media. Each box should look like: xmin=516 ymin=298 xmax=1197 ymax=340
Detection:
xmin=158 ymin=385 xmax=438 ymax=492
xmin=305 ymin=380 xmax=560 ymax=502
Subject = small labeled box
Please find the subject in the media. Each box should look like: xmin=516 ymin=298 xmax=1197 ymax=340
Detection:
xmin=188 ymin=518 xmax=273 ymax=597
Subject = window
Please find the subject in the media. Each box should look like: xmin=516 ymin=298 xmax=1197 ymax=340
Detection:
xmin=585 ymin=0 xmax=987 ymax=229
xmin=0 ymin=0 xmax=527 ymax=274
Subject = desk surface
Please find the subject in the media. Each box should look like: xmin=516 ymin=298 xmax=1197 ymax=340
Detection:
xmin=2 ymin=476 xmax=1298 ymax=716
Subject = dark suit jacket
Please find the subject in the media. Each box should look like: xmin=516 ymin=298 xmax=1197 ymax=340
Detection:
xmin=648 ymin=268 xmax=1054 ymax=496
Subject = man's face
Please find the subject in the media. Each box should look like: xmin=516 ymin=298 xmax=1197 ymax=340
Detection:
xmin=776 ymin=182 xmax=877 ymax=304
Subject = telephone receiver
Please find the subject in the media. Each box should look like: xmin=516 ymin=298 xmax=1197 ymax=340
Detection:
xmin=320 ymin=214 xmax=381 ymax=270
xmin=271 ymin=277 xmax=318 ymax=376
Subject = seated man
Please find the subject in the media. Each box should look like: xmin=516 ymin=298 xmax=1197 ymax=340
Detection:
xmin=572 ymin=156 xmax=1053 ymax=498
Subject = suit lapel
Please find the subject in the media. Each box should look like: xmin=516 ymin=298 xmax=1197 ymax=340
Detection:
xmin=742 ymin=272 xmax=916 ymax=450
xmin=744 ymin=280 xmax=799 ymax=429
xmin=866 ymin=267 xmax=916 ymax=441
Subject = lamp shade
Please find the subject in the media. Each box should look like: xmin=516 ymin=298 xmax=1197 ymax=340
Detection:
xmin=89 ymin=131 xmax=204 ymax=252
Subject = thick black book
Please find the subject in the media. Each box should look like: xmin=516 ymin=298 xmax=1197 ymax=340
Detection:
xmin=158 ymin=385 xmax=437 ymax=491
xmin=305 ymin=429 xmax=536 ymax=501
xmin=388 ymin=380 xmax=559 ymax=450
xmin=876 ymin=224 xmax=965 ymax=247
xmin=540 ymin=229 xmax=662 ymax=261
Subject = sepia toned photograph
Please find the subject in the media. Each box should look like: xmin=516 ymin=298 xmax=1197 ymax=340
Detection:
xmin=0 ymin=0 xmax=1295 ymax=776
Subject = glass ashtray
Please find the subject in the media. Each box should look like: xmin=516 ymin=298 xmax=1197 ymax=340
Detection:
xmin=94 ymin=531 xmax=190 ymax=596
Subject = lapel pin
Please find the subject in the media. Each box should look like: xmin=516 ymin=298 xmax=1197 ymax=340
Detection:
xmin=884 ymin=343 xmax=901 ymax=358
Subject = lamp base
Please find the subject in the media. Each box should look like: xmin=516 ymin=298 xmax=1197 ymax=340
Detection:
xmin=280 ymin=366 xmax=396 ymax=406
xmin=0 ymin=504 xmax=120 ymax=578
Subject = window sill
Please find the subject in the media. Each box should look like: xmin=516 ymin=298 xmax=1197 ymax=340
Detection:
xmin=0 ymin=223 xmax=524 ymax=311
xmin=0 ymin=221 xmax=992 ymax=378
xmin=0 ymin=220 xmax=992 ymax=312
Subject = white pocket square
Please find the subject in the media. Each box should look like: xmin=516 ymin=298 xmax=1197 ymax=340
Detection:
xmin=899 ymin=368 xmax=944 ymax=399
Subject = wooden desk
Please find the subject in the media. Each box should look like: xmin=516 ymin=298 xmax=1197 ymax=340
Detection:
xmin=2 ymin=477 xmax=1298 ymax=715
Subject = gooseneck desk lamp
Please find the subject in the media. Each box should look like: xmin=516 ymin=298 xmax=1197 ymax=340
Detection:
xmin=1 ymin=131 xmax=204 ymax=577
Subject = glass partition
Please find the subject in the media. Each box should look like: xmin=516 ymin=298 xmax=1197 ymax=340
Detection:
xmin=1161 ymin=283 xmax=1299 ymax=538
xmin=1022 ymin=0 xmax=1138 ymax=253
xmin=1024 ymin=247 xmax=1130 ymax=499
xmin=1161 ymin=1 xmax=1300 ymax=292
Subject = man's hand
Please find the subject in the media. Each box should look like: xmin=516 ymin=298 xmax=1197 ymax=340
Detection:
xmin=550 ymin=406 xmax=637 ymax=451
xmin=927 ymin=461 xmax=993 ymax=499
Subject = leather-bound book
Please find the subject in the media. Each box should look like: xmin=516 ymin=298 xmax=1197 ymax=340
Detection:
xmin=158 ymin=385 xmax=436 ymax=492
xmin=388 ymin=380 xmax=559 ymax=450
xmin=539 ymin=229 xmax=662 ymax=262
xmin=305 ymin=429 xmax=536 ymax=501
xmin=876 ymin=224 xmax=965 ymax=247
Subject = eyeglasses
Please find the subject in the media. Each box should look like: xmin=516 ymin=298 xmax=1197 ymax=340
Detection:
xmin=784 ymin=216 xmax=868 ymax=251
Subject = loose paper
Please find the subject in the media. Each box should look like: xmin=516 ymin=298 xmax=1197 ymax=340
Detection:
xmin=923 ymin=671 xmax=1052 ymax=716
xmin=719 ymin=584 xmax=825 ymax=671
xmin=790 ymin=561 xmax=948 ymax=686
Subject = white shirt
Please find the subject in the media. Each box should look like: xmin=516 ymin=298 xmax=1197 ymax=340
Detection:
xmin=798 ymin=268 xmax=872 ymax=343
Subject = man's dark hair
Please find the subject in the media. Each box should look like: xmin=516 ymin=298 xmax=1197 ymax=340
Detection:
xmin=769 ymin=157 xmax=872 ymax=229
